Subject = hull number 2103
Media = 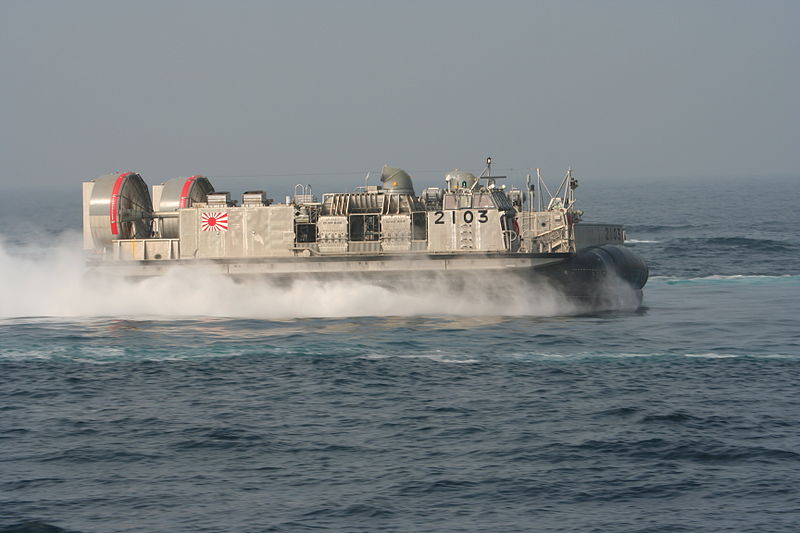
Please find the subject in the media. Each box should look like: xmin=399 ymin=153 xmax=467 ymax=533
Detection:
xmin=434 ymin=210 xmax=489 ymax=224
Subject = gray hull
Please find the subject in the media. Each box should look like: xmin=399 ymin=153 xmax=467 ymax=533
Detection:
xmin=88 ymin=245 xmax=648 ymax=309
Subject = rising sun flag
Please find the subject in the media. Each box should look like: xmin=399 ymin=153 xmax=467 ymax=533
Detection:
xmin=200 ymin=212 xmax=229 ymax=232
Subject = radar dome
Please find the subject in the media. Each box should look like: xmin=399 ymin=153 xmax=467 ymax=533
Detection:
xmin=444 ymin=169 xmax=477 ymax=191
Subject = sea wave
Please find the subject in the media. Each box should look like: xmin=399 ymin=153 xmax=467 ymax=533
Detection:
xmin=528 ymin=351 xmax=799 ymax=360
xmin=650 ymin=274 xmax=799 ymax=284
xmin=624 ymin=224 xmax=702 ymax=233
xmin=662 ymin=236 xmax=796 ymax=253
xmin=3 ymin=342 xmax=797 ymax=364
xmin=362 ymin=352 xmax=480 ymax=364
xmin=0 ymin=521 xmax=78 ymax=533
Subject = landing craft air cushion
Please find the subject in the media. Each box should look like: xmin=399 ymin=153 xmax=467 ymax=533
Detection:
xmin=82 ymin=159 xmax=649 ymax=308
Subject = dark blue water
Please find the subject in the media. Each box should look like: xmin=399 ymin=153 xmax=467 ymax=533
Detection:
xmin=1 ymin=177 xmax=799 ymax=532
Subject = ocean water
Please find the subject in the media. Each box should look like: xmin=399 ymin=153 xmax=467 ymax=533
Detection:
xmin=1 ymin=176 xmax=798 ymax=532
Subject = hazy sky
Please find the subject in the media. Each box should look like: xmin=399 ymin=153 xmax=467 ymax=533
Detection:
xmin=1 ymin=0 xmax=798 ymax=192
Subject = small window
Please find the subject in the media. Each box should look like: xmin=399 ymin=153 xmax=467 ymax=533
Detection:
xmin=296 ymin=223 xmax=317 ymax=243
xmin=349 ymin=214 xmax=380 ymax=241
xmin=412 ymin=212 xmax=427 ymax=240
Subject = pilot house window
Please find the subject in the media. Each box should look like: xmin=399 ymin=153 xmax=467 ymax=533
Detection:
xmin=348 ymin=214 xmax=380 ymax=241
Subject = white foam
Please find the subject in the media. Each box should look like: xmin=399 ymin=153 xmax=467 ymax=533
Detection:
xmin=537 ymin=351 xmax=661 ymax=359
xmin=694 ymin=274 xmax=796 ymax=280
xmin=362 ymin=352 xmax=480 ymax=364
xmin=651 ymin=274 xmax=798 ymax=282
xmin=0 ymin=233 xmax=583 ymax=320
xmin=683 ymin=352 xmax=798 ymax=359
xmin=683 ymin=352 xmax=740 ymax=359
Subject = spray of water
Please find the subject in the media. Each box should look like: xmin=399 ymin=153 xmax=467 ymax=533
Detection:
xmin=0 ymin=233 xmax=586 ymax=320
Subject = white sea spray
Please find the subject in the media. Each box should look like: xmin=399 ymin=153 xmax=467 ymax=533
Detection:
xmin=0 ymin=233 xmax=580 ymax=319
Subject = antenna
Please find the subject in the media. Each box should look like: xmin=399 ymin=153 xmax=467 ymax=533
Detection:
xmin=486 ymin=156 xmax=497 ymax=187
xmin=536 ymin=168 xmax=546 ymax=211
xmin=526 ymin=173 xmax=534 ymax=213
